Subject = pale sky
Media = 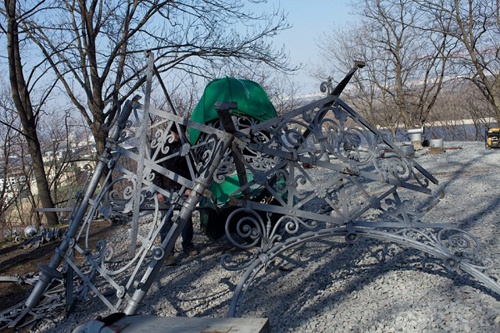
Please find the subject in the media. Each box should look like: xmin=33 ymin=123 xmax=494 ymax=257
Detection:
xmin=0 ymin=2 xmax=358 ymax=99
xmin=266 ymin=1 xmax=357 ymax=94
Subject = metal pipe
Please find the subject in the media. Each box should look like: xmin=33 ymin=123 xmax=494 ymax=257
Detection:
xmin=24 ymin=98 xmax=138 ymax=310
xmin=124 ymin=131 xmax=235 ymax=315
xmin=129 ymin=51 xmax=154 ymax=257
xmin=301 ymin=60 xmax=366 ymax=139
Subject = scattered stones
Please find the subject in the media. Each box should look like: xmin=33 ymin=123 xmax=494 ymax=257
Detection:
xmin=34 ymin=142 xmax=500 ymax=333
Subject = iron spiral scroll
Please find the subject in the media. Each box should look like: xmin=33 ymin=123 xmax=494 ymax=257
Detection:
xmin=213 ymin=93 xmax=500 ymax=316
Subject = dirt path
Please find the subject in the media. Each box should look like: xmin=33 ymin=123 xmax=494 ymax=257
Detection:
xmin=0 ymin=220 xmax=118 ymax=314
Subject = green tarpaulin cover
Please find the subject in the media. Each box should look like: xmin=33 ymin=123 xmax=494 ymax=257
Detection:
xmin=189 ymin=77 xmax=278 ymax=204
xmin=188 ymin=77 xmax=281 ymax=239
xmin=188 ymin=77 xmax=278 ymax=144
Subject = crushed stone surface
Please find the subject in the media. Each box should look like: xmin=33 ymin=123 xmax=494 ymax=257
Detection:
xmin=34 ymin=142 xmax=500 ymax=332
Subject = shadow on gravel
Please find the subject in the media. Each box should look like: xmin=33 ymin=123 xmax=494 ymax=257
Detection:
xmin=134 ymin=150 xmax=500 ymax=332
xmin=415 ymin=153 xmax=498 ymax=231
xmin=143 ymin=238 xmax=237 ymax=317
xmin=21 ymin=149 xmax=500 ymax=332
xmin=232 ymin=237 xmax=500 ymax=332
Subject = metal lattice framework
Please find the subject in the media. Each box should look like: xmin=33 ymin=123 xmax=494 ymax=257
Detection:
xmin=3 ymin=54 xmax=500 ymax=329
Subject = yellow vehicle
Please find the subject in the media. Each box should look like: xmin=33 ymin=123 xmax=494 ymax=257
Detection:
xmin=485 ymin=127 xmax=500 ymax=149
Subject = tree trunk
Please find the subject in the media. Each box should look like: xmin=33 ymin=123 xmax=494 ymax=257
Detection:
xmin=5 ymin=0 xmax=58 ymax=226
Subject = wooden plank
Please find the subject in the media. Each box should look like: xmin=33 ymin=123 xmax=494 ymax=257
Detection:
xmin=108 ymin=316 xmax=270 ymax=333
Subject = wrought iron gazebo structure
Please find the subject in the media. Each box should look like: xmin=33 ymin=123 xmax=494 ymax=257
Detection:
xmin=3 ymin=53 xmax=500 ymax=330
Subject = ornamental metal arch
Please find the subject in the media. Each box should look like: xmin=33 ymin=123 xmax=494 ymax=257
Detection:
xmin=3 ymin=53 xmax=500 ymax=330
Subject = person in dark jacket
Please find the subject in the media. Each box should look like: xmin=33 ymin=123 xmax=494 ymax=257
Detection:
xmin=153 ymin=125 xmax=198 ymax=265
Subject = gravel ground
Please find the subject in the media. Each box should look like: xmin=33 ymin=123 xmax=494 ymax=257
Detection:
xmin=38 ymin=141 xmax=500 ymax=332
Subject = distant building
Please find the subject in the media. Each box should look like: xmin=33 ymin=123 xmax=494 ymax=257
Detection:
xmin=0 ymin=156 xmax=29 ymax=200
xmin=1 ymin=134 xmax=96 ymax=199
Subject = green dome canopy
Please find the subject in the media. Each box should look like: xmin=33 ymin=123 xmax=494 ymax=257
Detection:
xmin=188 ymin=77 xmax=278 ymax=144
xmin=188 ymin=78 xmax=280 ymax=239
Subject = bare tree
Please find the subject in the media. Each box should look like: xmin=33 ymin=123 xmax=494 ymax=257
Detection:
xmin=0 ymin=1 xmax=59 ymax=226
xmin=425 ymin=77 xmax=493 ymax=141
xmin=38 ymin=109 xmax=97 ymax=213
xmin=19 ymin=0 xmax=294 ymax=160
xmin=416 ymin=0 xmax=500 ymax=125
xmin=316 ymin=0 xmax=452 ymax=137
xmin=0 ymin=92 xmax=25 ymax=237
xmin=316 ymin=24 xmax=403 ymax=137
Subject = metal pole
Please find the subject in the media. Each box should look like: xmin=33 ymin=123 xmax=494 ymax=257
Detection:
xmin=124 ymin=106 xmax=238 ymax=315
xmin=301 ymin=60 xmax=366 ymax=139
xmin=129 ymin=51 xmax=155 ymax=257
xmin=24 ymin=98 xmax=138 ymax=310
